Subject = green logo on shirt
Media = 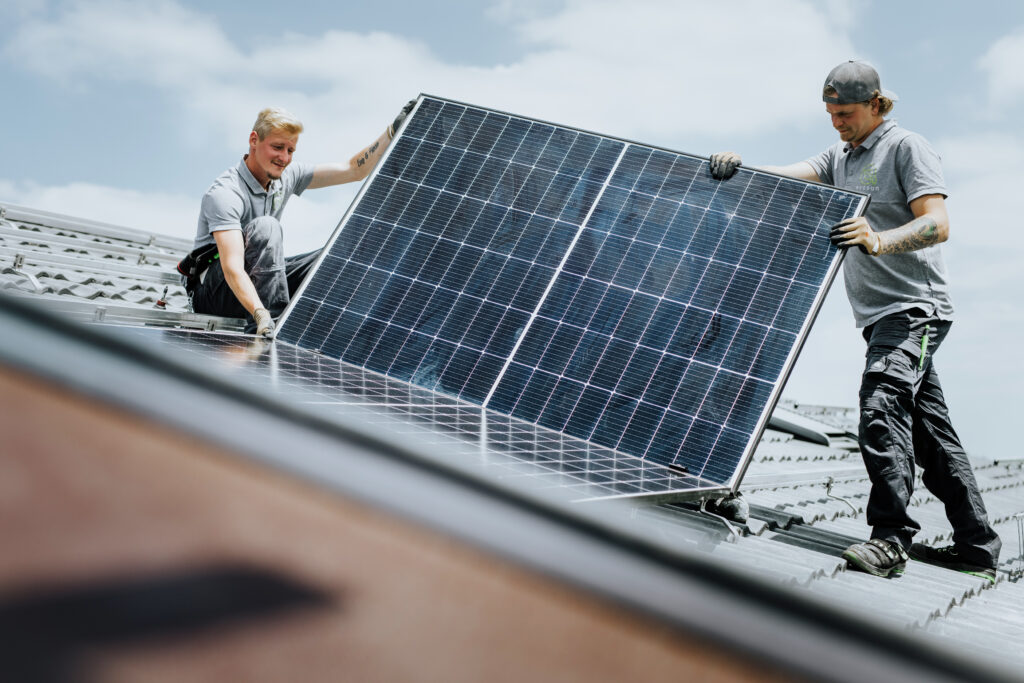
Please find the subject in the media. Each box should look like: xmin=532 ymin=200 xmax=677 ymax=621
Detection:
xmin=859 ymin=164 xmax=879 ymax=187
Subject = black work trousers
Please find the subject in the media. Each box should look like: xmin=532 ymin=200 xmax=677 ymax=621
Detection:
xmin=859 ymin=309 xmax=1000 ymax=567
xmin=191 ymin=216 xmax=321 ymax=329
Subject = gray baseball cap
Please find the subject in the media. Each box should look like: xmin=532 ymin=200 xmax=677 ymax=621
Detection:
xmin=822 ymin=60 xmax=898 ymax=104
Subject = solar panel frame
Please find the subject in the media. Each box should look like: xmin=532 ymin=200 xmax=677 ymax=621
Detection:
xmin=277 ymin=94 xmax=868 ymax=498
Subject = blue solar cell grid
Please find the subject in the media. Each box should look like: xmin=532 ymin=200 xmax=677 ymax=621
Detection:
xmin=487 ymin=149 xmax=860 ymax=482
xmin=278 ymin=95 xmax=866 ymax=488
xmin=279 ymin=98 xmax=623 ymax=406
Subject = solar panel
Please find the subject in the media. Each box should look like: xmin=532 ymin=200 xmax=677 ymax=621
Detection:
xmin=277 ymin=95 xmax=866 ymax=496
xmin=119 ymin=328 xmax=700 ymax=501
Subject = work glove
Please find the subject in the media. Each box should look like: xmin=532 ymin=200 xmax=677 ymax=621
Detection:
xmin=710 ymin=151 xmax=742 ymax=180
xmin=389 ymin=100 xmax=416 ymax=139
xmin=829 ymin=216 xmax=880 ymax=255
xmin=253 ymin=307 xmax=275 ymax=338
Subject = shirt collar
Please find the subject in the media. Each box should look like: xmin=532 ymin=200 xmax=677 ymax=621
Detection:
xmin=237 ymin=156 xmax=281 ymax=196
xmin=843 ymin=118 xmax=896 ymax=154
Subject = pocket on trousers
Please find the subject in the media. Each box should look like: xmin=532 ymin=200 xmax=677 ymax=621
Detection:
xmin=864 ymin=348 xmax=918 ymax=389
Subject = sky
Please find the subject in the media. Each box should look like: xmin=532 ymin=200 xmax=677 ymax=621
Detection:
xmin=3 ymin=0 xmax=1023 ymax=460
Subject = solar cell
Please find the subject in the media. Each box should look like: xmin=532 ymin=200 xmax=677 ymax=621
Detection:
xmin=278 ymin=95 xmax=866 ymax=494
xmin=123 ymin=328 xmax=700 ymax=501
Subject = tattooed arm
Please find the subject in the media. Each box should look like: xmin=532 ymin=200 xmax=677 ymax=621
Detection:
xmin=307 ymin=129 xmax=392 ymax=189
xmin=878 ymin=194 xmax=949 ymax=254
xmin=829 ymin=194 xmax=949 ymax=256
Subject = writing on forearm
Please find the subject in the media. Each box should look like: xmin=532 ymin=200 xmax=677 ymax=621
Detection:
xmin=878 ymin=216 xmax=940 ymax=255
xmin=355 ymin=140 xmax=381 ymax=168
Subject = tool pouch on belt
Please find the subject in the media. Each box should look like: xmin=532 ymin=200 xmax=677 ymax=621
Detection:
xmin=176 ymin=243 xmax=219 ymax=296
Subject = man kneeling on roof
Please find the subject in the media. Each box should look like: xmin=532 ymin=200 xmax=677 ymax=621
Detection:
xmin=181 ymin=102 xmax=414 ymax=337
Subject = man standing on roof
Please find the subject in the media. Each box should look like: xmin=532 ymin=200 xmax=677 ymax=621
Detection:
xmin=710 ymin=61 xmax=1000 ymax=582
xmin=187 ymin=101 xmax=415 ymax=337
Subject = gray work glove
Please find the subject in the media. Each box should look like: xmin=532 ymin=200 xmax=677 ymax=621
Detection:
xmin=253 ymin=307 xmax=275 ymax=338
xmin=710 ymin=151 xmax=742 ymax=180
xmin=389 ymin=100 xmax=416 ymax=139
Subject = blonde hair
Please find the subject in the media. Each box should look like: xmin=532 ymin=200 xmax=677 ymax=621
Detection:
xmin=252 ymin=107 xmax=304 ymax=140
xmin=823 ymin=86 xmax=894 ymax=116
xmin=871 ymin=89 xmax=895 ymax=116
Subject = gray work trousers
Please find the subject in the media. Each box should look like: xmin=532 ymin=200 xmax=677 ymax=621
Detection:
xmin=860 ymin=308 xmax=1001 ymax=567
xmin=191 ymin=216 xmax=320 ymax=329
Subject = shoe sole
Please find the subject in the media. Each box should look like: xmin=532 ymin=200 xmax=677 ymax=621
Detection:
xmin=841 ymin=549 xmax=905 ymax=578
xmin=960 ymin=569 xmax=996 ymax=584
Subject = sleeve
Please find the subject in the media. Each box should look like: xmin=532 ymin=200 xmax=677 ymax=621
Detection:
xmin=895 ymin=133 xmax=947 ymax=201
xmin=201 ymin=184 xmax=245 ymax=233
xmin=286 ymin=162 xmax=316 ymax=197
xmin=804 ymin=146 xmax=836 ymax=185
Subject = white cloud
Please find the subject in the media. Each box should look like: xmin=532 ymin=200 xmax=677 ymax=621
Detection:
xmin=935 ymin=132 xmax=1024 ymax=177
xmin=505 ymin=0 xmax=855 ymax=140
xmin=7 ymin=1 xmax=238 ymax=85
xmin=934 ymin=132 xmax=1024 ymax=292
xmin=6 ymin=0 xmax=858 ymax=158
xmin=979 ymin=27 xmax=1024 ymax=108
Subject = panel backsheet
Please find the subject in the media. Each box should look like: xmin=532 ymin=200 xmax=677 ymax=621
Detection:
xmin=278 ymin=96 xmax=864 ymax=487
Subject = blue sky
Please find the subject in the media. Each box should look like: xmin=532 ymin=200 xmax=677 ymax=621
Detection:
xmin=4 ymin=0 xmax=1023 ymax=459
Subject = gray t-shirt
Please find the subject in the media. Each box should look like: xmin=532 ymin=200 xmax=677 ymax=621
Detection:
xmin=194 ymin=157 xmax=315 ymax=250
xmin=805 ymin=119 xmax=953 ymax=328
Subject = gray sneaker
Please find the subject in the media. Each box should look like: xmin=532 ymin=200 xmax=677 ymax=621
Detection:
xmin=842 ymin=539 xmax=908 ymax=578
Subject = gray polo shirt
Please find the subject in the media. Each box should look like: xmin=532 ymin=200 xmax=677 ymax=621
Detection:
xmin=805 ymin=119 xmax=953 ymax=328
xmin=193 ymin=157 xmax=315 ymax=250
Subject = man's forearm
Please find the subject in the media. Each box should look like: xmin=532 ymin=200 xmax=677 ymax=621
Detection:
xmin=759 ymin=161 xmax=820 ymax=182
xmin=354 ymin=135 xmax=383 ymax=171
xmin=222 ymin=266 xmax=264 ymax=316
xmin=308 ymin=130 xmax=392 ymax=188
xmin=877 ymin=215 xmax=942 ymax=256
xmin=350 ymin=130 xmax=391 ymax=179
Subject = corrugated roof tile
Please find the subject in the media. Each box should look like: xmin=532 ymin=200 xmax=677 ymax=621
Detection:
xmin=0 ymin=203 xmax=243 ymax=330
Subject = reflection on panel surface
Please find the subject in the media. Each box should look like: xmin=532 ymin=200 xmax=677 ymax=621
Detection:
xmin=278 ymin=96 xmax=866 ymax=490
xmin=125 ymin=328 xmax=709 ymax=501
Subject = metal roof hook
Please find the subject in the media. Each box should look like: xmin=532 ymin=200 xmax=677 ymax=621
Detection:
xmin=1015 ymin=512 xmax=1024 ymax=580
xmin=699 ymin=499 xmax=741 ymax=541
xmin=826 ymin=476 xmax=858 ymax=516
xmin=7 ymin=254 xmax=43 ymax=293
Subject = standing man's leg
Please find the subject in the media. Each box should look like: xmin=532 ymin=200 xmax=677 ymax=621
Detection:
xmin=857 ymin=315 xmax=923 ymax=551
xmin=910 ymin=357 xmax=1001 ymax=572
xmin=842 ymin=311 xmax=922 ymax=577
